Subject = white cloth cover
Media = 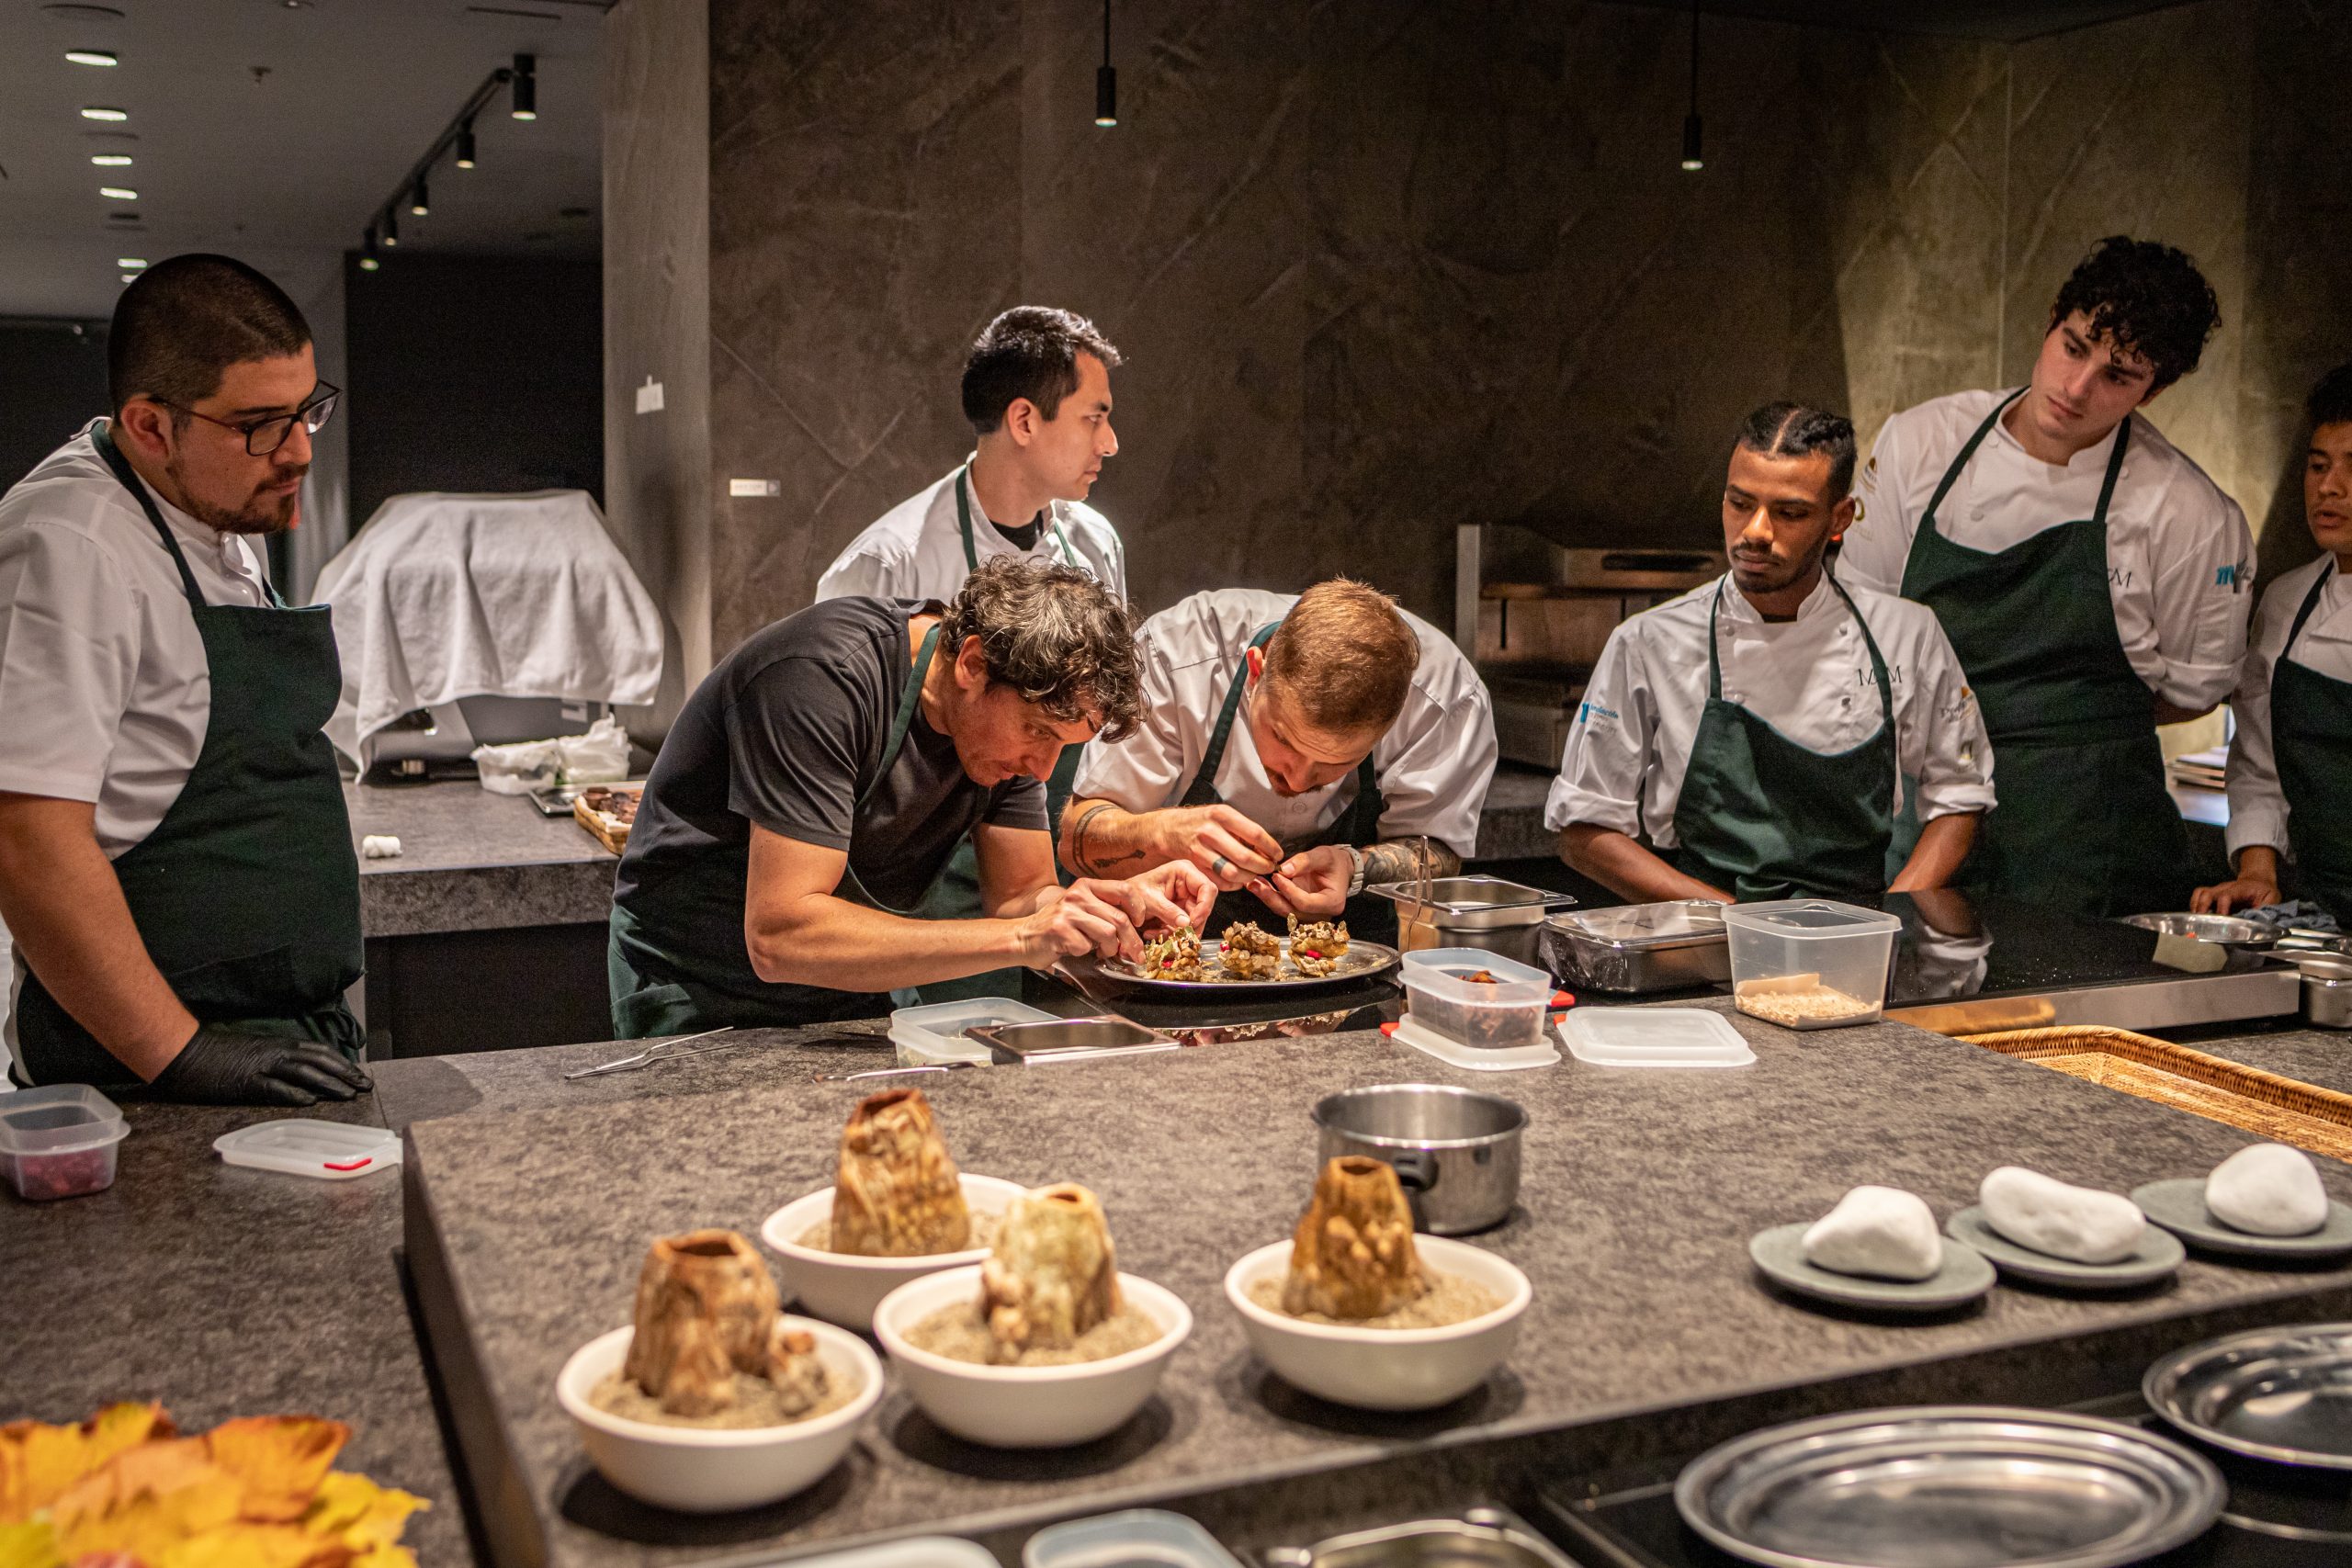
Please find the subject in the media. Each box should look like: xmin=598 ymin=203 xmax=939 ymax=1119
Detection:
xmin=2205 ymin=1143 xmax=2329 ymax=1236
xmin=1979 ymin=1166 xmax=2146 ymax=1263
xmin=315 ymin=490 xmax=662 ymax=761
xmin=1801 ymin=1185 xmax=1942 ymax=1281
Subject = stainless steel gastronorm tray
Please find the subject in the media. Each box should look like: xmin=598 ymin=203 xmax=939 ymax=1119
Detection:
xmin=1541 ymin=900 xmax=1730 ymax=993
xmin=962 ymin=1016 xmax=1179 ymax=1064
xmin=1091 ymin=938 xmax=1401 ymax=992
xmin=1674 ymin=1404 xmax=2223 ymax=1568
xmin=2144 ymin=1320 xmax=2352 ymax=1470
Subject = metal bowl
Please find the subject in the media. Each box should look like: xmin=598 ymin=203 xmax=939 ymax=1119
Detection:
xmin=2120 ymin=912 xmax=2278 ymax=948
xmin=1310 ymin=1084 xmax=1525 ymax=1235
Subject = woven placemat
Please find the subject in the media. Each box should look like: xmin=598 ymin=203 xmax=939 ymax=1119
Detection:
xmin=1962 ymin=1025 xmax=2352 ymax=1164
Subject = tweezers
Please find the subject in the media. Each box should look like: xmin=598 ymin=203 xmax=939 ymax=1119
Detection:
xmin=564 ymin=1026 xmax=738 ymax=1080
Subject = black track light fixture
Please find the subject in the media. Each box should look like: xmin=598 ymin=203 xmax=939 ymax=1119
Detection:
xmin=510 ymin=52 xmax=537 ymax=120
xmin=382 ymin=207 xmax=399 ymax=247
xmin=1680 ymin=1 xmax=1702 ymax=171
xmin=360 ymin=227 xmax=381 ymax=272
xmin=456 ymin=120 xmax=477 ymax=169
xmin=410 ymin=175 xmax=429 ymax=217
xmin=1094 ymin=0 xmax=1115 ymax=127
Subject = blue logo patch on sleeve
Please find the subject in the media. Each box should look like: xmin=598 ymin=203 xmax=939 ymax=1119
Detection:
xmin=2216 ymin=565 xmax=2238 ymax=588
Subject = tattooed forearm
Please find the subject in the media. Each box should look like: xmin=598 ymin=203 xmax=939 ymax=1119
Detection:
xmin=1358 ymin=839 xmax=1461 ymax=888
xmin=1059 ymin=798 xmax=1159 ymax=877
xmin=1066 ymin=801 xmax=1114 ymax=874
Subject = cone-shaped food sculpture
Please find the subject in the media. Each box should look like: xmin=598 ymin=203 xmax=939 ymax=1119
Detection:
xmin=623 ymin=1230 xmax=783 ymax=1416
xmin=980 ymin=1182 xmax=1124 ymax=1362
xmin=1283 ymin=1156 xmax=1429 ymax=1319
xmin=831 ymin=1087 xmax=971 ymax=1258
xmin=763 ymin=1321 xmax=831 ymax=1417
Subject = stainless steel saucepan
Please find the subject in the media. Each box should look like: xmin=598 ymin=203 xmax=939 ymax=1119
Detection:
xmin=1310 ymin=1083 xmax=1526 ymax=1235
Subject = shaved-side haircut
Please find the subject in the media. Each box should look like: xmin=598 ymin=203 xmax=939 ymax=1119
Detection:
xmin=108 ymin=253 xmax=310 ymax=417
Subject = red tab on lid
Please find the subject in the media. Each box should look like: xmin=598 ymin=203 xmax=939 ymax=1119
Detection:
xmin=322 ymin=1156 xmax=373 ymax=1171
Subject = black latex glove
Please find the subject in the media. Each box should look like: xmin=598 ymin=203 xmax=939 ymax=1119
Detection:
xmin=151 ymin=1024 xmax=374 ymax=1106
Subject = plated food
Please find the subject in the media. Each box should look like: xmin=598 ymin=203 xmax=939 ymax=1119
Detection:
xmin=1752 ymin=1184 xmax=1995 ymax=1312
xmin=2133 ymin=1142 xmax=2352 ymax=1259
xmin=1099 ymin=925 xmax=1400 ymax=988
xmin=572 ymin=784 xmax=643 ymax=854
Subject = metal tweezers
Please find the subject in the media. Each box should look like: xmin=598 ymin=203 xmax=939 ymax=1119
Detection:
xmin=564 ymin=1026 xmax=739 ymax=1080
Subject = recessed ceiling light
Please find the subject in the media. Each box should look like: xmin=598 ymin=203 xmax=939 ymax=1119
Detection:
xmin=99 ymin=185 xmax=137 ymax=199
xmin=80 ymin=107 xmax=128 ymax=121
xmin=119 ymin=273 xmax=137 ymax=283
xmin=90 ymin=153 xmax=132 ymax=166
xmin=117 ymin=256 xmax=146 ymax=268
xmin=66 ymin=50 xmax=119 ymax=67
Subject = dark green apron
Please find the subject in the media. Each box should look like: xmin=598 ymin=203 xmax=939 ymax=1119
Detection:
xmin=1177 ymin=623 xmax=1396 ymax=943
xmin=1898 ymin=392 xmax=2191 ymax=918
xmin=14 ymin=425 xmax=363 ymax=1090
xmin=607 ymin=624 xmax=974 ymax=1037
xmin=2271 ymin=565 xmax=2352 ymax=920
xmin=1670 ymin=576 xmax=1899 ymax=903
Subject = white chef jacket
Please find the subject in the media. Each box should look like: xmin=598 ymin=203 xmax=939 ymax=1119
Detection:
xmin=1071 ymin=588 xmax=1498 ymax=858
xmin=0 ymin=423 xmax=274 ymax=856
xmin=813 ymin=459 xmax=1125 ymax=605
xmin=2223 ymin=554 xmax=2352 ymax=861
xmin=1545 ymin=572 xmax=1995 ymax=850
xmin=1843 ymin=389 xmax=2254 ymax=713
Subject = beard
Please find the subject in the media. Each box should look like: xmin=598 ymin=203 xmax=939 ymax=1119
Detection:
xmin=167 ymin=455 xmax=305 ymax=536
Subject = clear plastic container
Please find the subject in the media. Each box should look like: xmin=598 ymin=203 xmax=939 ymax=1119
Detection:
xmin=1024 ymin=1508 xmax=1245 ymax=1568
xmin=1401 ymin=948 xmax=1554 ymax=1051
xmin=890 ymin=997 xmax=1056 ymax=1066
xmin=0 ymin=1085 xmax=128 ymax=1201
xmin=1720 ymin=899 xmax=1901 ymax=1030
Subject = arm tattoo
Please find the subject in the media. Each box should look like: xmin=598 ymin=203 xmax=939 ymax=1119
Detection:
xmin=1357 ymin=840 xmax=1461 ymax=888
xmin=1068 ymin=801 xmax=1116 ymax=874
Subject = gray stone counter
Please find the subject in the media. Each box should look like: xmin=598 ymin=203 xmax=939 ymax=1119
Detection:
xmin=1469 ymin=763 xmax=1553 ymax=863
xmin=348 ymin=780 xmax=617 ymax=938
xmin=2177 ymin=1022 xmax=2352 ymax=1096
xmin=400 ymin=1004 xmax=2352 ymax=1566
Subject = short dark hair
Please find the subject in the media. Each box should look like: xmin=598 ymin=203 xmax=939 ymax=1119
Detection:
xmin=960 ymin=306 xmax=1121 ymax=435
xmin=1733 ymin=401 xmax=1857 ymax=499
xmin=941 ymin=555 xmax=1141 ymax=740
xmin=2310 ymin=362 xmax=2352 ymax=433
xmin=2048 ymin=236 xmax=2219 ymax=391
xmin=107 ymin=254 xmax=310 ymax=415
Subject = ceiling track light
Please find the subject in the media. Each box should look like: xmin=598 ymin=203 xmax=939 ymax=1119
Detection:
xmin=360 ymin=56 xmax=542 ymax=265
xmin=1679 ymin=1 xmax=1703 ymax=171
xmin=1093 ymin=0 xmax=1116 ymax=126
xmin=410 ymin=176 xmax=429 ymax=216
xmin=382 ymin=207 xmax=399 ymax=246
xmin=455 ymin=121 xmax=477 ymax=169
xmin=510 ymin=52 xmax=536 ymax=119
xmin=360 ymin=228 xmax=381 ymax=272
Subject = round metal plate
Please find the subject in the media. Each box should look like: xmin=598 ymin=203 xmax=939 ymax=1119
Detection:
xmin=2146 ymin=1321 xmax=2352 ymax=1469
xmin=1747 ymin=1224 xmax=1996 ymax=1314
xmin=1090 ymin=938 xmax=1401 ymax=993
xmin=2131 ymin=1179 xmax=2352 ymax=1260
xmin=1676 ymin=1406 xmax=2224 ymax=1568
xmin=2120 ymin=912 xmax=2277 ymax=948
xmin=1944 ymin=1207 xmax=2185 ymax=1291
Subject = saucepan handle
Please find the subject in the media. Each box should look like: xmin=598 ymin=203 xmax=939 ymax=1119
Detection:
xmin=1387 ymin=1148 xmax=1437 ymax=1192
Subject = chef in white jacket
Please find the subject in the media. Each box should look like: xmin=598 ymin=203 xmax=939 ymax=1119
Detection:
xmin=1550 ymin=403 xmax=1995 ymax=905
xmin=2194 ymin=363 xmax=2352 ymax=919
xmin=1062 ymin=581 xmax=1497 ymax=942
xmin=1841 ymin=236 xmax=2252 ymax=917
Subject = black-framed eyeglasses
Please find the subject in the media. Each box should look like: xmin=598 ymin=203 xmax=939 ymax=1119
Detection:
xmin=159 ymin=382 xmax=340 ymax=456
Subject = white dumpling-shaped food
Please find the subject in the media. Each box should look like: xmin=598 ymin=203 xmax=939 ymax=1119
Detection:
xmin=2206 ymin=1143 xmax=2329 ymax=1236
xmin=1980 ymin=1167 xmax=2144 ymax=1264
xmin=1801 ymin=1185 xmax=1942 ymax=1281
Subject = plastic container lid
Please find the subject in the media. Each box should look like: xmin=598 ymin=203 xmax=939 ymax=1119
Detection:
xmin=214 ymin=1120 xmax=402 ymax=1180
xmin=1024 ymin=1508 xmax=1246 ymax=1568
xmin=890 ymin=997 xmax=1056 ymax=1066
xmin=0 ymin=1085 xmax=126 ymax=1157
xmin=1719 ymin=899 xmax=1902 ymax=938
xmin=796 ymin=1540 xmax=1000 ymax=1567
xmin=1390 ymin=1013 xmax=1563 ymax=1072
xmin=1561 ymin=1007 xmax=1756 ymax=1067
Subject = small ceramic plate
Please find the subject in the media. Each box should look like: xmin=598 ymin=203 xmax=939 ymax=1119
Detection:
xmin=1748 ymin=1223 xmax=1995 ymax=1313
xmin=2131 ymin=1179 xmax=2352 ymax=1259
xmin=1943 ymin=1206 xmax=2185 ymax=1289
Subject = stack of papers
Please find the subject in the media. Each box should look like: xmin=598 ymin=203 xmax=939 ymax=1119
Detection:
xmin=2168 ymin=745 xmax=2228 ymax=791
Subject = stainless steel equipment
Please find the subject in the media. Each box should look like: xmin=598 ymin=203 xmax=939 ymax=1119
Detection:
xmin=1310 ymin=1084 xmax=1525 ymax=1235
xmin=1673 ymin=1405 xmax=2224 ymax=1568
xmin=2145 ymin=1322 xmax=2352 ymax=1470
xmin=1455 ymin=525 xmax=1724 ymax=768
xmin=1541 ymin=900 xmax=1730 ymax=992
xmin=2295 ymin=953 xmax=2352 ymax=1027
xmin=2120 ymin=912 xmax=2278 ymax=949
xmin=1365 ymin=875 xmax=1575 ymax=967
xmin=1263 ymin=1506 xmax=1576 ymax=1567
xmin=963 ymin=1017 xmax=1178 ymax=1064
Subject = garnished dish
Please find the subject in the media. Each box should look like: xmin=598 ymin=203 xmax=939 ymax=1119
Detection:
xmin=903 ymin=1183 xmax=1165 ymax=1366
xmin=592 ymin=1230 xmax=857 ymax=1429
xmin=1140 ymin=924 xmax=1205 ymax=981
xmin=0 ymin=1402 xmax=427 ymax=1567
xmin=1218 ymin=920 xmax=1284 ymax=979
xmin=1096 ymin=927 xmax=1400 ymax=989
xmin=1246 ymin=1156 xmax=1501 ymax=1330
xmin=1286 ymin=915 xmax=1350 ymax=976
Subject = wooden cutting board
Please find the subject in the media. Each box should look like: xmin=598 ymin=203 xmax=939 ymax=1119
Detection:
xmin=572 ymin=785 xmax=642 ymax=856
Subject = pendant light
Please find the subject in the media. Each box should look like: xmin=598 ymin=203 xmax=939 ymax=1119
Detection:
xmin=510 ymin=52 xmax=537 ymax=119
xmin=455 ymin=120 xmax=477 ymax=169
xmin=1093 ymin=0 xmax=1116 ymax=127
xmin=1680 ymin=1 xmax=1702 ymax=171
xmin=410 ymin=175 xmax=430 ymax=217
xmin=382 ymin=207 xmax=399 ymax=247
xmin=359 ymin=228 xmax=381 ymax=272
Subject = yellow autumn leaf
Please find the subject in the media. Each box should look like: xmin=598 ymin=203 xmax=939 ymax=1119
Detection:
xmin=303 ymin=1472 xmax=426 ymax=1548
xmin=0 ymin=1520 xmax=62 ymax=1568
xmin=49 ymin=1441 xmax=241 ymax=1559
xmin=155 ymin=1522 xmax=355 ymax=1568
xmin=348 ymin=1545 xmax=417 ymax=1568
xmin=0 ymin=1404 xmax=174 ymax=1525
xmin=204 ymin=1418 xmax=348 ymax=1524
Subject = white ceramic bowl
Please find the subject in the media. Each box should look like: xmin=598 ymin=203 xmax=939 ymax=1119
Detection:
xmin=554 ymin=1321 xmax=883 ymax=1512
xmin=761 ymin=1174 xmax=1028 ymax=1329
xmin=872 ymin=1265 xmax=1192 ymax=1448
xmin=1223 ymin=1236 xmax=1531 ymax=1411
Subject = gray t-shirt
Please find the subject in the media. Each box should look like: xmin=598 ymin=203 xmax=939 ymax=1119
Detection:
xmin=614 ymin=597 xmax=1046 ymax=1015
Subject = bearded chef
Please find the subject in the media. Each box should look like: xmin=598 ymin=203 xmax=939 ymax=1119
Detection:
xmin=1841 ymin=237 xmax=2254 ymax=918
xmin=0 ymin=255 xmax=370 ymax=1104
xmin=1549 ymin=404 xmax=1995 ymax=904
xmin=1059 ymin=579 xmax=1497 ymax=942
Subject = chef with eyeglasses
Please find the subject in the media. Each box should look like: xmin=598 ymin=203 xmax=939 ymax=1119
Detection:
xmin=0 ymin=254 xmax=371 ymax=1105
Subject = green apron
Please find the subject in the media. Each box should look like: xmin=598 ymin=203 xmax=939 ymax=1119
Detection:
xmin=1898 ymin=392 xmax=2191 ymax=918
xmin=1177 ymin=623 xmax=1396 ymax=943
xmin=1669 ymin=576 xmax=1899 ymax=903
xmin=13 ymin=425 xmax=363 ymax=1090
xmin=608 ymin=624 xmax=974 ymax=1037
xmin=2271 ymin=566 xmax=2352 ymax=920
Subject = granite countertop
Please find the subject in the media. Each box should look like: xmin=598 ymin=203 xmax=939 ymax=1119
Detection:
xmin=1471 ymin=763 xmax=1552 ymax=862
xmin=347 ymin=780 xmax=616 ymax=938
xmin=400 ymin=1003 xmax=2352 ymax=1565
xmin=2176 ymin=1023 xmax=2352 ymax=1095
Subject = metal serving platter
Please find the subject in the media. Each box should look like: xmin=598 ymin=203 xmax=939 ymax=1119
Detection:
xmin=2145 ymin=1321 xmax=2352 ymax=1470
xmin=2120 ymin=912 xmax=2278 ymax=949
xmin=1674 ymin=1405 xmax=2224 ymax=1568
xmin=1090 ymin=938 xmax=1401 ymax=993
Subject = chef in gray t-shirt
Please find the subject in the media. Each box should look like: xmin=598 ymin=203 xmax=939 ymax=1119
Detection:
xmin=608 ymin=557 xmax=1215 ymax=1037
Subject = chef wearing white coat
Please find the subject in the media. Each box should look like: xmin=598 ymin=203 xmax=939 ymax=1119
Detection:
xmin=1551 ymin=403 xmax=1995 ymax=905
xmin=2195 ymin=363 xmax=2352 ymax=920
xmin=1062 ymin=581 xmax=1497 ymax=941
xmin=1842 ymin=236 xmax=2252 ymax=917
